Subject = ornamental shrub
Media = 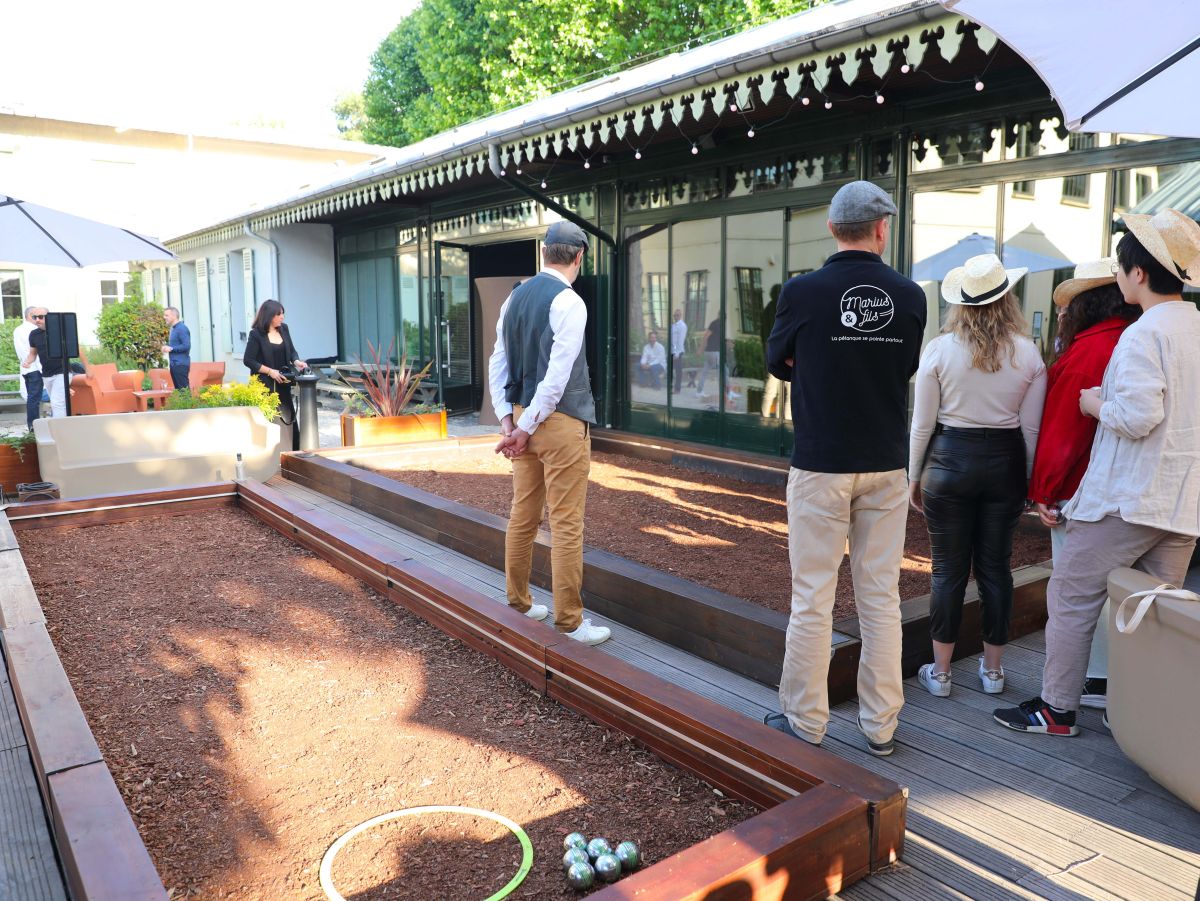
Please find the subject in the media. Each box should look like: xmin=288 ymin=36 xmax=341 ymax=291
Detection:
xmin=0 ymin=319 xmax=20 ymax=394
xmin=165 ymin=378 xmax=280 ymax=423
xmin=96 ymin=299 xmax=169 ymax=372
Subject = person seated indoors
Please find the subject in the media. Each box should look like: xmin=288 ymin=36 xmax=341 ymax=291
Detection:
xmin=637 ymin=331 xmax=666 ymax=388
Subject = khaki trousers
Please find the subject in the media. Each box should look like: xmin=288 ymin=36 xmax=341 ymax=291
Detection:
xmin=1042 ymin=515 xmax=1195 ymax=711
xmin=505 ymin=409 xmax=590 ymax=632
xmin=779 ymin=468 xmax=908 ymax=745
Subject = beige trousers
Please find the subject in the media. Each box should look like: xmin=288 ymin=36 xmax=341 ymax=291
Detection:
xmin=779 ymin=468 xmax=908 ymax=745
xmin=505 ymin=408 xmax=590 ymax=632
xmin=1042 ymin=515 xmax=1195 ymax=711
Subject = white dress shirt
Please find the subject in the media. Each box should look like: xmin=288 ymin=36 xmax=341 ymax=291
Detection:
xmin=14 ymin=321 xmax=38 ymax=375
xmin=670 ymin=318 xmax=688 ymax=356
xmin=908 ymin=333 xmax=1047 ymax=482
xmin=488 ymin=267 xmax=588 ymax=435
xmin=640 ymin=341 xmax=666 ymax=368
xmin=1065 ymin=301 xmax=1200 ymax=535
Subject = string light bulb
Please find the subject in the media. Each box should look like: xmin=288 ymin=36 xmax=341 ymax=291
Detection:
xmin=900 ymin=61 xmax=911 ymax=74
xmin=691 ymin=144 xmax=699 ymax=155
xmin=824 ymin=99 xmax=833 ymax=110
xmin=515 ymin=167 xmax=522 ymax=175
xmin=801 ymin=96 xmax=811 ymax=106
xmin=500 ymin=169 xmax=507 ymax=176
xmin=540 ymin=180 xmax=547 ymax=189
xmin=729 ymin=102 xmax=738 ymax=112
xmin=583 ymin=159 xmax=591 ymax=169
xmin=634 ymin=149 xmax=642 ymax=160
xmin=975 ymin=78 xmax=985 ymax=92
xmin=875 ymin=92 xmax=885 ymax=105
xmin=747 ymin=128 xmax=756 ymax=138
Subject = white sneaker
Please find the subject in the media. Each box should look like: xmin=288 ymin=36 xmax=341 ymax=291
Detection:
xmin=523 ymin=603 xmax=549 ymax=622
xmin=978 ymin=658 xmax=1005 ymax=694
xmin=567 ymin=618 xmax=611 ymax=646
xmin=918 ymin=663 xmax=951 ymax=697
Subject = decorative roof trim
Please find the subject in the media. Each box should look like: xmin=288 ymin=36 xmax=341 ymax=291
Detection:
xmin=166 ymin=10 xmax=992 ymax=253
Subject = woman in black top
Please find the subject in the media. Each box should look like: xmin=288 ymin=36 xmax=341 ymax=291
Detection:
xmin=243 ymin=299 xmax=308 ymax=450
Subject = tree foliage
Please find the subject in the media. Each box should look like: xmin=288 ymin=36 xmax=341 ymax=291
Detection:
xmin=332 ymin=92 xmax=367 ymax=142
xmin=362 ymin=0 xmax=824 ymax=147
xmin=96 ymin=299 xmax=169 ymax=372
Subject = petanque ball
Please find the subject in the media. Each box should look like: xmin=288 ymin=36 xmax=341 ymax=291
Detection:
xmin=594 ymin=853 xmax=622 ymax=883
xmin=586 ymin=837 xmax=612 ymax=860
xmin=564 ymin=832 xmax=587 ymax=852
xmin=566 ymin=860 xmax=595 ymax=890
xmin=562 ymin=848 xmax=590 ymax=872
xmin=615 ymin=840 xmax=641 ymax=871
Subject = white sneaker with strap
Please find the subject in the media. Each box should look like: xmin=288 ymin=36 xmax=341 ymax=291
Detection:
xmin=978 ymin=658 xmax=1005 ymax=694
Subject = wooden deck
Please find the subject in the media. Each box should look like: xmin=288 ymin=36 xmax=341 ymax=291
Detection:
xmin=0 ymin=647 xmax=67 ymax=901
xmin=279 ymin=477 xmax=1200 ymax=899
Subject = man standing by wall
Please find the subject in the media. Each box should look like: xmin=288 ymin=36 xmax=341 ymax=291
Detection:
xmin=161 ymin=307 xmax=191 ymax=390
xmin=670 ymin=308 xmax=688 ymax=393
xmin=23 ymin=308 xmax=66 ymax=419
xmin=763 ymin=181 xmax=926 ymax=757
xmin=13 ymin=306 xmax=43 ymax=430
xmin=489 ymin=220 xmax=611 ymax=646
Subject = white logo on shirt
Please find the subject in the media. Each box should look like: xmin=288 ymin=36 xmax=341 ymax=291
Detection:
xmin=839 ymin=285 xmax=894 ymax=333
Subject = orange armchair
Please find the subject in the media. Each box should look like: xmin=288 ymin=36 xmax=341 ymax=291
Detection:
xmin=189 ymin=362 xmax=225 ymax=390
xmin=70 ymin=364 xmax=139 ymax=415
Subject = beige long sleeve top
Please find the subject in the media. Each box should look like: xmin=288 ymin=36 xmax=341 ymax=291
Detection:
xmin=1064 ymin=301 xmax=1200 ymax=535
xmin=908 ymin=333 xmax=1047 ymax=482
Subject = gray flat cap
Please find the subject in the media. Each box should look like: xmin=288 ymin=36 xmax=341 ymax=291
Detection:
xmin=829 ymin=180 xmax=897 ymax=224
xmin=545 ymin=220 xmax=588 ymax=249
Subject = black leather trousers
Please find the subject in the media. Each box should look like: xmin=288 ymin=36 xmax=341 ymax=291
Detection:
xmin=921 ymin=426 xmax=1026 ymax=646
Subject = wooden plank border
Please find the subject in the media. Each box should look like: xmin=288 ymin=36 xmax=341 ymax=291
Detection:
xmin=279 ymin=450 xmax=1049 ymax=701
xmin=0 ymin=509 xmax=167 ymax=901
xmin=7 ymin=482 xmax=908 ymax=897
xmin=238 ymin=479 xmax=907 ymax=885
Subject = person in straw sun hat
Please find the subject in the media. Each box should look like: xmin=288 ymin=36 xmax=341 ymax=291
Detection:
xmin=996 ymin=209 xmax=1200 ymax=739
xmin=909 ymin=253 xmax=1046 ymax=701
xmin=1028 ymin=259 xmax=1141 ymax=712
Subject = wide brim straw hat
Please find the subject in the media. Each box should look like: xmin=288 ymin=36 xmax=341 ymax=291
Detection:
xmin=1052 ymin=258 xmax=1117 ymax=307
xmin=1122 ymin=208 xmax=1200 ymax=288
xmin=941 ymin=253 xmax=1028 ymax=306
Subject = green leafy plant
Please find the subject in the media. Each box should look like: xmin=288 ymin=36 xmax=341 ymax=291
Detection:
xmin=95 ymin=299 xmax=169 ymax=372
xmin=78 ymin=344 xmax=142 ymax=372
xmin=0 ymin=318 xmax=21 ymax=394
xmin=733 ymin=337 xmax=766 ymax=382
xmin=163 ymin=380 xmax=280 ymax=422
xmin=0 ymin=430 xmax=36 ymax=462
xmin=339 ymin=339 xmax=436 ymax=418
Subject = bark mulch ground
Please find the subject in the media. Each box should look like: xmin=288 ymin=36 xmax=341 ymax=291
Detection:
xmin=19 ymin=509 xmax=756 ymax=899
xmin=375 ymin=449 xmax=1052 ymax=622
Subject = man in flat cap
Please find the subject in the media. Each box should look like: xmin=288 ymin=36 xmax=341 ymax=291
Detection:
xmin=763 ymin=180 xmax=926 ymax=757
xmin=489 ymin=220 xmax=611 ymax=646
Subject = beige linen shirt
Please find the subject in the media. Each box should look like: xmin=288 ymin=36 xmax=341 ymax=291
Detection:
xmin=908 ymin=333 xmax=1047 ymax=482
xmin=1064 ymin=301 xmax=1200 ymax=535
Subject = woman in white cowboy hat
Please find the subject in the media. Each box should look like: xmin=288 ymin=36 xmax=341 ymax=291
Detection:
xmin=909 ymin=253 xmax=1047 ymax=698
xmin=996 ymin=208 xmax=1200 ymax=738
xmin=1026 ymin=259 xmax=1141 ymax=711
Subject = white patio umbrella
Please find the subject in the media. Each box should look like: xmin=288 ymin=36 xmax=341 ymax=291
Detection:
xmin=0 ymin=193 xmax=175 ymax=267
xmin=942 ymin=0 xmax=1200 ymax=138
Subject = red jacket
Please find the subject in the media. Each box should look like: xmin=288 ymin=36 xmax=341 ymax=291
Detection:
xmin=1028 ymin=317 xmax=1133 ymax=504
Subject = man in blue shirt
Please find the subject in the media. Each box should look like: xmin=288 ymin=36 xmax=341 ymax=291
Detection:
xmin=161 ymin=307 xmax=191 ymax=390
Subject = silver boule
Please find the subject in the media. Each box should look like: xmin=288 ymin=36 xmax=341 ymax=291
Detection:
xmin=563 ymin=831 xmax=587 ymax=851
xmin=566 ymin=860 xmax=595 ymax=890
xmin=615 ymin=840 xmax=641 ymax=871
xmin=586 ymin=837 xmax=612 ymax=860
xmin=594 ymin=853 xmax=622 ymax=883
xmin=562 ymin=848 xmax=590 ymax=872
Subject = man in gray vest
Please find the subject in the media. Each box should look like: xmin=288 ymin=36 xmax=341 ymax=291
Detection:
xmin=489 ymin=220 xmax=611 ymax=645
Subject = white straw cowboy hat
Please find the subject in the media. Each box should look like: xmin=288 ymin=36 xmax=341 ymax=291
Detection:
xmin=1122 ymin=209 xmax=1200 ymax=288
xmin=1053 ymin=258 xmax=1117 ymax=307
xmin=941 ymin=253 xmax=1027 ymax=306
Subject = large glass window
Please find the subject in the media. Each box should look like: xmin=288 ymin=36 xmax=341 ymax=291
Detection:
xmin=724 ymin=210 xmax=783 ymax=417
xmin=100 ymin=275 xmax=121 ymax=307
xmin=911 ymin=185 xmax=1000 ymax=337
xmin=626 ymin=225 xmax=670 ymax=412
xmin=672 ymin=219 xmax=721 ymax=414
xmin=1 ymin=271 xmax=22 ymax=320
xmin=684 ymin=271 xmax=708 ymax=333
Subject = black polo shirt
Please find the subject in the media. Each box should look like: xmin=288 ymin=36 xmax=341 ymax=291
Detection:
xmin=766 ymin=250 xmax=926 ymax=473
xmin=29 ymin=328 xmax=64 ymax=377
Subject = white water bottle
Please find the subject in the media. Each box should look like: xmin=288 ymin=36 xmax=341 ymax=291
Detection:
xmin=235 ymin=452 xmax=245 ymax=481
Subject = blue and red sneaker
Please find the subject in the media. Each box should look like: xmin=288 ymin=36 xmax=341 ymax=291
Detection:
xmin=993 ymin=697 xmax=1079 ymax=736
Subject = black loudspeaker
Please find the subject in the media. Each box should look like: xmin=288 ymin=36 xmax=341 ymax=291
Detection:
xmin=44 ymin=312 xmax=79 ymax=359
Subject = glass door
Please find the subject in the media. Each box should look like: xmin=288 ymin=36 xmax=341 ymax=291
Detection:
xmin=434 ymin=242 xmax=473 ymax=412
